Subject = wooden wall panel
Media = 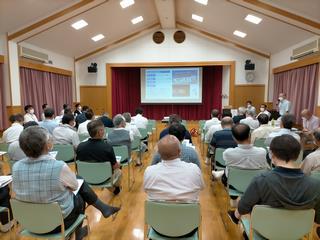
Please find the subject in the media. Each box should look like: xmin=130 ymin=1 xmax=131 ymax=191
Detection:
xmin=234 ymin=84 xmax=265 ymax=110
xmin=315 ymin=106 xmax=320 ymax=118
xmin=80 ymin=86 xmax=107 ymax=116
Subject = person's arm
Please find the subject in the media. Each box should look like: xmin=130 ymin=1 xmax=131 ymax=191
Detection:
xmin=109 ymin=145 xmax=120 ymax=169
xmin=72 ymin=132 xmax=80 ymax=149
xmin=60 ymin=164 xmax=78 ymax=191
xmin=237 ymin=179 xmax=261 ymax=216
xmin=191 ymin=150 xmax=201 ymax=169
xmin=285 ymin=101 xmax=290 ymax=113
xmin=300 ymin=155 xmax=313 ymax=175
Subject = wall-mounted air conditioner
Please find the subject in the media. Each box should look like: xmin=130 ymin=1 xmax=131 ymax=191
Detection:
xmin=291 ymin=39 xmax=320 ymax=60
xmin=19 ymin=46 xmax=49 ymax=63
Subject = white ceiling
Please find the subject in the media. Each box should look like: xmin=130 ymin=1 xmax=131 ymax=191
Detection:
xmin=0 ymin=0 xmax=319 ymax=59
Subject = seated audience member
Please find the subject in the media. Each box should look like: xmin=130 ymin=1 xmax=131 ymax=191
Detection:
xmin=123 ymin=112 xmax=141 ymax=139
xmin=132 ymin=107 xmax=148 ymax=129
xmin=204 ymin=109 xmax=220 ymax=133
xmin=107 ymin=114 xmax=134 ymax=164
xmin=205 ymin=123 xmax=223 ymax=144
xmin=210 ymin=117 xmax=237 ymax=149
xmin=246 ymin=100 xmax=256 ymax=115
xmin=53 ymin=114 xmax=80 ymax=149
xmin=212 ymin=124 xmax=269 ymax=185
xmin=41 ymin=103 xmax=48 ymax=121
xmin=228 ymin=135 xmax=320 ymax=238
xmin=160 ymin=114 xmax=193 ymax=144
xmin=257 ymin=104 xmax=271 ymax=118
xmin=152 ymin=123 xmax=201 ymax=169
xmin=39 ymin=108 xmax=59 ymax=134
xmin=8 ymin=121 xmax=38 ymax=161
xmin=76 ymin=120 xmax=122 ymax=194
xmin=74 ymin=103 xmax=82 ymax=117
xmin=99 ymin=112 xmax=114 ymax=128
xmin=12 ymin=126 xmax=120 ymax=239
xmin=301 ymin=129 xmax=320 ymax=175
xmin=251 ymin=113 xmax=274 ymax=143
xmin=60 ymin=103 xmax=69 ymax=116
xmin=24 ymin=104 xmax=38 ymax=123
xmin=75 ymin=105 xmax=89 ymax=127
xmin=301 ymin=109 xmax=319 ymax=132
xmin=77 ymin=109 xmax=94 ymax=135
xmin=1 ymin=114 xmax=24 ymax=143
xmin=240 ymin=109 xmax=259 ymax=130
xmin=265 ymin=114 xmax=300 ymax=146
xmin=144 ymin=135 xmax=204 ymax=202
xmin=233 ymin=107 xmax=246 ymax=124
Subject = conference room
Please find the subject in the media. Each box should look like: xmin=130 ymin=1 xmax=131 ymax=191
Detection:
xmin=0 ymin=0 xmax=320 ymax=239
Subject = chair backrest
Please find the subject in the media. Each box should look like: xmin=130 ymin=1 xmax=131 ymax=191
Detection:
xmin=228 ymin=167 xmax=267 ymax=193
xmin=215 ymin=148 xmax=226 ymax=166
xmin=0 ymin=142 xmax=9 ymax=152
xmin=145 ymin=201 xmax=200 ymax=237
xmin=146 ymin=123 xmax=153 ymax=134
xmin=198 ymin=120 xmax=205 ymax=131
xmin=10 ymin=199 xmax=64 ymax=234
xmin=131 ymin=137 xmax=140 ymax=150
xmin=251 ymin=205 xmax=315 ymax=240
xmin=310 ymin=171 xmax=320 ymax=180
xmin=253 ymin=138 xmax=267 ymax=149
xmin=76 ymin=161 xmax=112 ymax=184
xmin=78 ymin=133 xmax=89 ymax=142
xmin=138 ymin=128 xmax=148 ymax=139
xmin=52 ymin=144 xmax=75 ymax=162
xmin=148 ymin=119 xmax=156 ymax=129
xmin=113 ymin=145 xmax=129 ymax=162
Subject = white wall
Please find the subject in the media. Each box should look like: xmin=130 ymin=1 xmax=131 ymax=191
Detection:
xmin=76 ymin=29 xmax=269 ymax=103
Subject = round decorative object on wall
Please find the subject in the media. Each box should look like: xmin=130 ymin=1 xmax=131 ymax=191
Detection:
xmin=173 ymin=30 xmax=186 ymax=43
xmin=152 ymin=31 xmax=165 ymax=44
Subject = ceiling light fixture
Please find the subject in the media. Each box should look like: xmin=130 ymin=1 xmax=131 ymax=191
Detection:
xmin=71 ymin=20 xmax=88 ymax=30
xmin=233 ymin=30 xmax=247 ymax=38
xmin=192 ymin=14 xmax=203 ymax=22
xmin=131 ymin=16 xmax=143 ymax=24
xmin=120 ymin=0 xmax=135 ymax=8
xmin=91 ymin=34 xmax=105 ymax=42
xmin=194 ymin=0 xmax=208 ymax=5
xmin=245 ymin=14 xmax=262 ymax=24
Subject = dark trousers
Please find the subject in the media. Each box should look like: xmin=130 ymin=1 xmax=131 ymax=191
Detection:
xmin=0 ymin=186 xmax=12 ymax=224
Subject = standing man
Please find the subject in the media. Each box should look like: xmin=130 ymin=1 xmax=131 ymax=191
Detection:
xmin=278 ymin=93 xmax=291 ymax=116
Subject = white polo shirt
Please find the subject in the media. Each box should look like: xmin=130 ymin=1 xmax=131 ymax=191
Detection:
xmin=132 ymin=114 xmax=148 ymax=129
xmin=2 ymin=123 xmax=23 ymax=144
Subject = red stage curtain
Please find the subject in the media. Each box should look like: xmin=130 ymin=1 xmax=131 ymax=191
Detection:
xmin=112 ymin=66 xmax=222 ymax=120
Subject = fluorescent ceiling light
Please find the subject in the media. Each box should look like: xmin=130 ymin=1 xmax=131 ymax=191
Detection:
xmin=194 ymin=0 xmax=208 ymax=5
xmin=71 ymin=20 xmax=88 ymax=30
xmin=233 ymin=30 xmax=247 ymax=38
xmin=192 ymin=14 xmax=203 ymax=22
xmin=91 ymin=34 xmax=105 ymax=42
xmin=120 ymin=0 xmax=134 ymax=8
xmin=245 ymin=14 xmax=262 ymax=24
xmin=131 ymin=16 xmax=143 ymax=24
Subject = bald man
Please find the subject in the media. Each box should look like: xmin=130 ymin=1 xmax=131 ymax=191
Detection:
xmin=301 ymin=109 xmax=319 ymax=132
xmin=144 ymin=135 xmax=204 ymax=202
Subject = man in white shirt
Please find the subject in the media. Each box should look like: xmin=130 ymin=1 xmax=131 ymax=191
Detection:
xmin=132 ymin=107 xmax=148 ymax=129
xmin=257 ymin=104 xmax=271 ymax=118
xmin=251 ymin=113 xmax=274 ymax=143
xmin=246 ymin=100 xmax=256 ymax=115
xmin=122 ymin=112 xmax=141 ymax=139
xmin=2 ymin=114 xmax=24 ymax=144
xmin=204 ymin=109 xmax=221 ymax=133
xmin=301 ymin=109 xmax=319 ymax=132
xmin=24 ymin=105 xmax=38 ymax=123
xmin=240 ymin=109 xmax=259 ymax=130
xmin=144 ymin=135 xmax=204 ymax=202
xmin=77 ymin=109 xmax=94 ymax=135
xmin=265 ymin=114 xmax=300 ymax=146
xmin=278 ymin=93 xmax=291 ymax=116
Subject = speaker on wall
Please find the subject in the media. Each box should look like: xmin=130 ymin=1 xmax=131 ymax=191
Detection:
xmin=153 ymin=31 xmax=165 ymax=44
xmin=244 ymin=60 xmax=255 ymax=82
xmin=88 ymin=63 xmax=97 ymax=73
xmin=173 ymin=30 xmax=186 ymax=43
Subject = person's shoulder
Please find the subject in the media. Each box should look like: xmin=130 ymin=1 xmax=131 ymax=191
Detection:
xmin=252 ymin=146 xmax=267 ymax=153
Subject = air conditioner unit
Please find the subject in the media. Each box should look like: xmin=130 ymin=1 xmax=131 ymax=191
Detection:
xmin=291 ymin=39 xmax=320 ymax=60
xmin=19 ymin=46 xmax=49 ymax=63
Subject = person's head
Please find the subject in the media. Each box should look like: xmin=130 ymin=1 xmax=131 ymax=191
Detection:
xmin=238 ymin=107 xmax=246 ymax=116
xmin=19 ymin=126 xmax=53 ymax=158
xmin=85 ymin=109 xmax=94 ymax=120
xmin=269 ymin=135 xmax=301 ymax=164
xmin=75 ymin=103 xmax=82 ymax=111
xmin=169 ymin=114 xmax=182 ymax=125
xmin=135 ymin=107 xmax=144 ymax=115
xmin=44 ymin=108 xmax=55 ymax=119
xmin=122 ymin=112 xmax=131 ymax=123
xmin=232 ymin=123 xmax=251 ymax=143
xmin=64 ymin=108 xmax=72 ymax=115
xmin=23 ymin=121 xmax=38 ymax=129
xmin=246 ymin=109 xmax=255 ymax=117
xmin=313 ymin=128 xmax=320 ymax=146
xmin=168 ymin=123 xmax=187 ymax=142
xmin=257 ymin=113 xmax=269 ymax=125
xmin=9 ymin=114 xmax=23 ymax=124
xmin=82 ymin=106 xmax=89 ymax=112
xmin=157 ymin=135 xmax=181 ymax=160
xmin=87 ymin=119 xmax=105 ymax=139
xmin=211 ymin=109 xmax=219 ymax=118
xmin=278 ymin=93 xmax=286 ymax=101
xmin=260 ymin=104 xmax=267 ymax=112
xmin=301 ymin=109 xmax=312 ymax=120
xmin=103 ymin=112 xmax=110 ymax=118
xmin=63 ymin=104 xmax=69 ymax=110
xmin=62 ymin=113 xmax=75 ymax=126
xmin=280 ymin=114 xmax=295 ymax=129
xmin=113 ymin=114 xmax=126 ymax=128
xmin=42 ymin=103 xmax=48 ymax=110
xmin=221 ymin=117 xmax=233 ymax=129
xmin=24 ymin=105 xmax=34 ymax=114
xmin=246 ymin=100 xmax=252 ymax=108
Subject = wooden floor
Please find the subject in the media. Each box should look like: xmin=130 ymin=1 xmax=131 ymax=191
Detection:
xmin=0 ymin=121 xmax=318 ymax=239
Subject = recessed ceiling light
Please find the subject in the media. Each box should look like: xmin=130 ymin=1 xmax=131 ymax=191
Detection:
xmin=91 ymin=34 xmax=105 ymax=42
xmin=131 ymin=16 xmax=143 ymax=24
xmin=194 ymin=0 xmax=208 ymax=5
xmin=71 ymin=20 xmax=88 ymax=30
xmin=192 ymin=14 xmax=203 ymax=22
xmin=245 ymin=14 xmax=262 ymax=24
xmin=120 ymin=0 xmax=134 ymax=8
xmin=233 ymin=30 xmax=247 ymax=38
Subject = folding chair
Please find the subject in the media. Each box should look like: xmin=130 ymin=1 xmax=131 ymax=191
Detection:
xmin=52 ymin=144 xmax=75 ymax=164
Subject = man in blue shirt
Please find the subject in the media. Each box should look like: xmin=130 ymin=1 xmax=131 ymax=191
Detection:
xmin=278 ymin=93 xmax=291 ymax=116
xmin=39 ymin=108 xmax=59 ymax=135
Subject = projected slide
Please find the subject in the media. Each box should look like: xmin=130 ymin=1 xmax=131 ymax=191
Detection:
xmin=141 ymin=67 xmax=202 ymax=103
